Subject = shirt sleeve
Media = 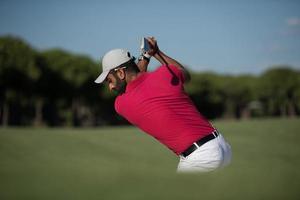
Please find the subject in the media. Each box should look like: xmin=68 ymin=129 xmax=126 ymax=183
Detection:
xmin=158 ymin=64 xmax=185 ymax=83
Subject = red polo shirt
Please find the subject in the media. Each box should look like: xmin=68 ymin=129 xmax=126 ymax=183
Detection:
xmin=115 ymin=65 xmax=214 ymax=155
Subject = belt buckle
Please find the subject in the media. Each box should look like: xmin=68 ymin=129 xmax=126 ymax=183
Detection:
xmin=212 ymin=130 xmax=218 ymax=138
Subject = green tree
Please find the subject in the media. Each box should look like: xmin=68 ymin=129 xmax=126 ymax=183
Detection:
xmin=259 ymin=67 xmax=300 ymax=117
xmin=42 ymin=49 xmax=100 ymax=126
xmin=185 ymin=71 xmax=259 ymax=119
xmin=220 ymin=75 xmax=259 ymax=119
xmin=0 ymin=35 xmax=40 ymax=126
xmin=185 ymin=72 xmax=224 ymax=119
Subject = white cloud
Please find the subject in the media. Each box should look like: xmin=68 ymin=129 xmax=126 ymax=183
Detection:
xmin=286 ymin=17 xmax=300 ymax=26
xmin=281 ymin=17 xmax=300 ymax=36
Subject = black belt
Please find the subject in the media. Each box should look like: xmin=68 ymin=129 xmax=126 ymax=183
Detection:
xmin=181 ymin=130 xmax=219 ymax=157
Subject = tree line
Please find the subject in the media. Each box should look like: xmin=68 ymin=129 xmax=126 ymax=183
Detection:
xmin=1 ymin=35 xmax=300 ymax=126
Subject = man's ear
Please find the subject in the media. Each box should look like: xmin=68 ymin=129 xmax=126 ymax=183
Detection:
xmin=116 ymin=69 xmax=126 ymax=80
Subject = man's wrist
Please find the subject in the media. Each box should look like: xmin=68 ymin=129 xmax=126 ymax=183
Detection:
xmin=143 ymin=52 xmax=151 ymax=59
xmin=138 ymin=54 xmax=150 ymax=62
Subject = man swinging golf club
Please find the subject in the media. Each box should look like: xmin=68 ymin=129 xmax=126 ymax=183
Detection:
xmin=95 ymin=37 xmax=231 ymax=172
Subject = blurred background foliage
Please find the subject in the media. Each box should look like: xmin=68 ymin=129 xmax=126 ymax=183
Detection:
xmin=1 ymin=35 xmax=300 ymax=127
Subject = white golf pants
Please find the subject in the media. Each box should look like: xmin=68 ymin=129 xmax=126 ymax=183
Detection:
xmin=177 ymin=134 xmax=232 ymax=173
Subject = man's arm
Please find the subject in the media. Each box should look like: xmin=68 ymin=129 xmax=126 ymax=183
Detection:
xmin=136 ymin=57 xmax=150 ymax=72
xmin=147 ymin=37 xmax=191 ymax=82
xmin=154 ymin=50 xmax=191 ymax=82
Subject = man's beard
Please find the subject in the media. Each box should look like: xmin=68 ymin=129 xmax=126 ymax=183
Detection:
xmin=113 ymin=76 xmax=127 ymax=95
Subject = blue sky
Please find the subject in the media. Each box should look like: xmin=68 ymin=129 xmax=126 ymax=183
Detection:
xmin=1 ymin=0 xmax=300 ymax=74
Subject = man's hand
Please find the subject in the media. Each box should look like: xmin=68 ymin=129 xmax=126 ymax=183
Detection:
xmin=149 ymin=37 xmax=191 ymax=83
xmin=137 ymin=36 xmax=157 ymax=72
xmin=146 ymin=37 xmax=159 ymax=56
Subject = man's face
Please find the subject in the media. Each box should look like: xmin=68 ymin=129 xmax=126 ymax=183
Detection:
xmin=105 ymin=72 xmax=127 ymax=95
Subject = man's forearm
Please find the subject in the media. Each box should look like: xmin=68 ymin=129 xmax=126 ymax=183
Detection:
xmin=154 ymin=50 xmax=183 ymax=69
xmin=137 ymin=59 xmax=150 ymax=72
xmin=154 ymin=50 xmax=191 ymax=82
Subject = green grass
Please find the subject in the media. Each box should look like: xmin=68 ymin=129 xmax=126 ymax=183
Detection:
xmin=0 ymin=118 xmax=300 ymax=200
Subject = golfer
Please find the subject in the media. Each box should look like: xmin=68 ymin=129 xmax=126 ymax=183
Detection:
xmin=95 ymin=37 xmax=231 ymax=172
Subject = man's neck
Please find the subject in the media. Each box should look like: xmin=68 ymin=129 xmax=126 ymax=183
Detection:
xmin=126 ymin=72 xmax=142 ymax=84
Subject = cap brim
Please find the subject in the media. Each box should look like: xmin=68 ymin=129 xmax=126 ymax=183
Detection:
xmin=94 ymin=70 xmax=110 ymax=84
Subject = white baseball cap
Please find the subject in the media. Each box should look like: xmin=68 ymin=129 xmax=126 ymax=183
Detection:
xmin=95 ymin=49 xmax=134 ymax=84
